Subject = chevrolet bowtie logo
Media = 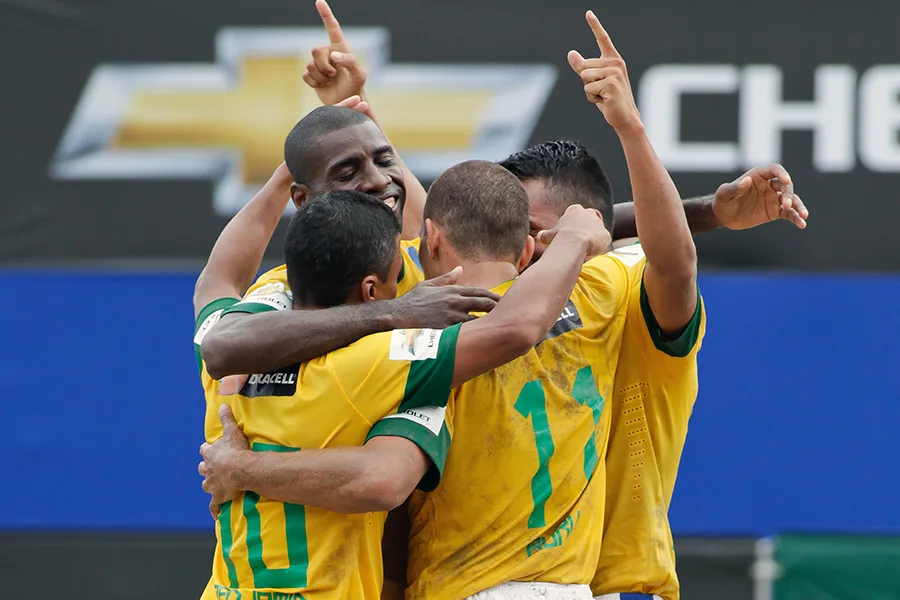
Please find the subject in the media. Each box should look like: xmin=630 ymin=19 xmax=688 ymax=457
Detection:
xmin=51 ymin=28 xmax=556 ymax=216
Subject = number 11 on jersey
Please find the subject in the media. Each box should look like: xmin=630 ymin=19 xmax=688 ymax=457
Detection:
xmin=514 ymin=366 xmax=605 ymax=529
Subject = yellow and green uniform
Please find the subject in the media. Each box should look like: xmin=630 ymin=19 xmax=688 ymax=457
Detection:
xmin=592 ymin=242 xmax=705 ymax=600
xmin=241 ymin=239 xmax=424 ymax=303
xmin=194 ymin=298 xmax=456 ymax=599
xmin=396 ymin=254 xmax=640 ymax=600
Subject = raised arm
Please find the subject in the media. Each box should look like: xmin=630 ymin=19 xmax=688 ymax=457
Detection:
xmin=569 ymin=11 xmax=696 ymax=332
xmin=611 ymin=164 xmax=809 ymax=239
xmin=193 ymin=164 xmax=292 ymax=318
xmin=303 ymin=0 xmax=427 ymax=239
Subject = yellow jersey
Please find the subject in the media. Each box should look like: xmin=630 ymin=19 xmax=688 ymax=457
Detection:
xmin=592 ymin=242 xmax=706 ymax=600
xmin=394 ymin=254 xmax=640 ymax=600
xmin=243 ymin=239 xmax=424 ymax=301
xmin=194 ymin=296 xmax=459 ymax=600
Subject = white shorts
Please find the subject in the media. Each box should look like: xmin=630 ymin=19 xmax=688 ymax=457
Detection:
xmin=466 ymin=581 xmax=593 ymax=600
xmin=594 ymin=594 xmax=663 ymax=600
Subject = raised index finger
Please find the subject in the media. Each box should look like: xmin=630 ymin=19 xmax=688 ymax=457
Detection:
xmin=586 ymin=10 xmax=619 ymax=58
xmin=315 ymin=0 xmax=351 ymax=52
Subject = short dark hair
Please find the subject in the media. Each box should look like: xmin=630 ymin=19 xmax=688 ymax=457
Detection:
xmin=284 ymin=106 xmax=372 ymax=184
xmin=424 ymin=160 xmax=530 ymax=262
xmin=499 ymin=140 xmax=614 ymax=231
xmin=284 ymin=190 xmax=400 ymax=308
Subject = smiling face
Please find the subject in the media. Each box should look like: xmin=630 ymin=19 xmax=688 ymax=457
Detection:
xmin=290 ymin=121 xmax=406 ymax=225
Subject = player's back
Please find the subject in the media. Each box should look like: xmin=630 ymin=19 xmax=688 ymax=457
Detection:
xmin=405 ymin=255 xmax=636 ymax=600
xmin=200 ymin=323 xmax=454 ymax=600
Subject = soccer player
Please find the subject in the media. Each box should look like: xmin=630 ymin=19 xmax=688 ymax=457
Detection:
xmin=498 ymin=14 xmax=807 ymax=600
xmin=194 ymin=182 xmax=610 ymax=600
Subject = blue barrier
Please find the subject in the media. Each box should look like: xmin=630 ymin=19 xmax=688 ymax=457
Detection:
xmin=2 ymin=271 xmax=898 ymax=533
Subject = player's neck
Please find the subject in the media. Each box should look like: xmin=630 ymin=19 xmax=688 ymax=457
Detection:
xmin=454 ymin=260 xmax=519 ymax=290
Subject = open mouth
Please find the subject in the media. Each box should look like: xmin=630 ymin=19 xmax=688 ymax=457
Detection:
xmin=379 ymin=194 xmax=400 ymax=211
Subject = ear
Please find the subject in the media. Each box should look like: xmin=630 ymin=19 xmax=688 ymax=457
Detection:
xmin=516 ymin=235 xmax=536 ymax=273
xmin=291 ymin=183 xmax=309 ymax=209
xmin=359 ymin=274 xmax=381 ymax=303
xmin=423 ymin=219 xmax=441 ymax=259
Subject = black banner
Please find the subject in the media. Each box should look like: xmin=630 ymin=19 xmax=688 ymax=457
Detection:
xmin=2 ymin=0 xmax=897 ymax=269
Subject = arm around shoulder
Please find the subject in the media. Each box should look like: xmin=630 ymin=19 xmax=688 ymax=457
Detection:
xmin=224 ymin=435 xmax=429 ymax=513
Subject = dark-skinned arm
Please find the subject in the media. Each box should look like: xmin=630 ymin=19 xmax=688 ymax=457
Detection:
xmin=611 ymin=162 xmax=809 ymax=240
xmin=612 ymin=196 xmax=719 ymax=239
xmin=201 ymin=272 xmax=499 ymax=380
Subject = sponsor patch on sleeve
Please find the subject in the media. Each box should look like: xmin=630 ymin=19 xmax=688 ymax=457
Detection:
xmin=382 ymin=405 xmax=447 ymax=436
xmin=389 ymin=328 xmax=442 ymax=361
xmin=193 ymin=309 xmax=225 ymax=346
xmin=608 ymin=242 xmax=646 ymax=267
xmin=240 ymin=282 xmax=292 ymax=311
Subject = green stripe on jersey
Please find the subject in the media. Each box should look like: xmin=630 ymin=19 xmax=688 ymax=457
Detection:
xmin=196 ymin=298 xmax=241 ymax=334
xmin=639 ymin=277 xmax=703 ymax=358
xmin=194 ymin=297 xmax=240 ymax=373
xmin=367 ymin=416 xmax=451 ymax=491
xmin=217 ymin=501 xmax=240 ymax=587
xmin=400 ymin=323 xmax=460 ymax=412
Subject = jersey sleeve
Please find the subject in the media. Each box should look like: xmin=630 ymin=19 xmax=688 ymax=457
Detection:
xmin=575 ymin=245 xmax=645 ymax=317
xmin=397 ymin=239 xmax=426 ymax=297
xmin=367 ymin=405 xmax=453 ymax=492
xmin=633 ymin=277 xmax=705 ymax=360
xmin=330 ymin=323 xmax=461 ymax=491
xmin=193 ymin=298 xmax=240 ymax=372
xmin=612 ymin=241 xmax=705 ymax=362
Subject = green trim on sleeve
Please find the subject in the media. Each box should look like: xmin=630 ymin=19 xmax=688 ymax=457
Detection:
xmin=366 ymin=416 xmax=451 ymax=492
xmin=194 ymin=298 xmax=240 ymax=373
xmin=400 ymin=323 xmax=461 ymax=411
xmin=398 ymin=259 xmax=405 ymax=284
xmin=220 ymin=301 xmax=280 ymax=318
xmin=195 ymin=298 xmax=240 ymax=334
xmin=640 ymin=278 xmax=703 ymax=358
